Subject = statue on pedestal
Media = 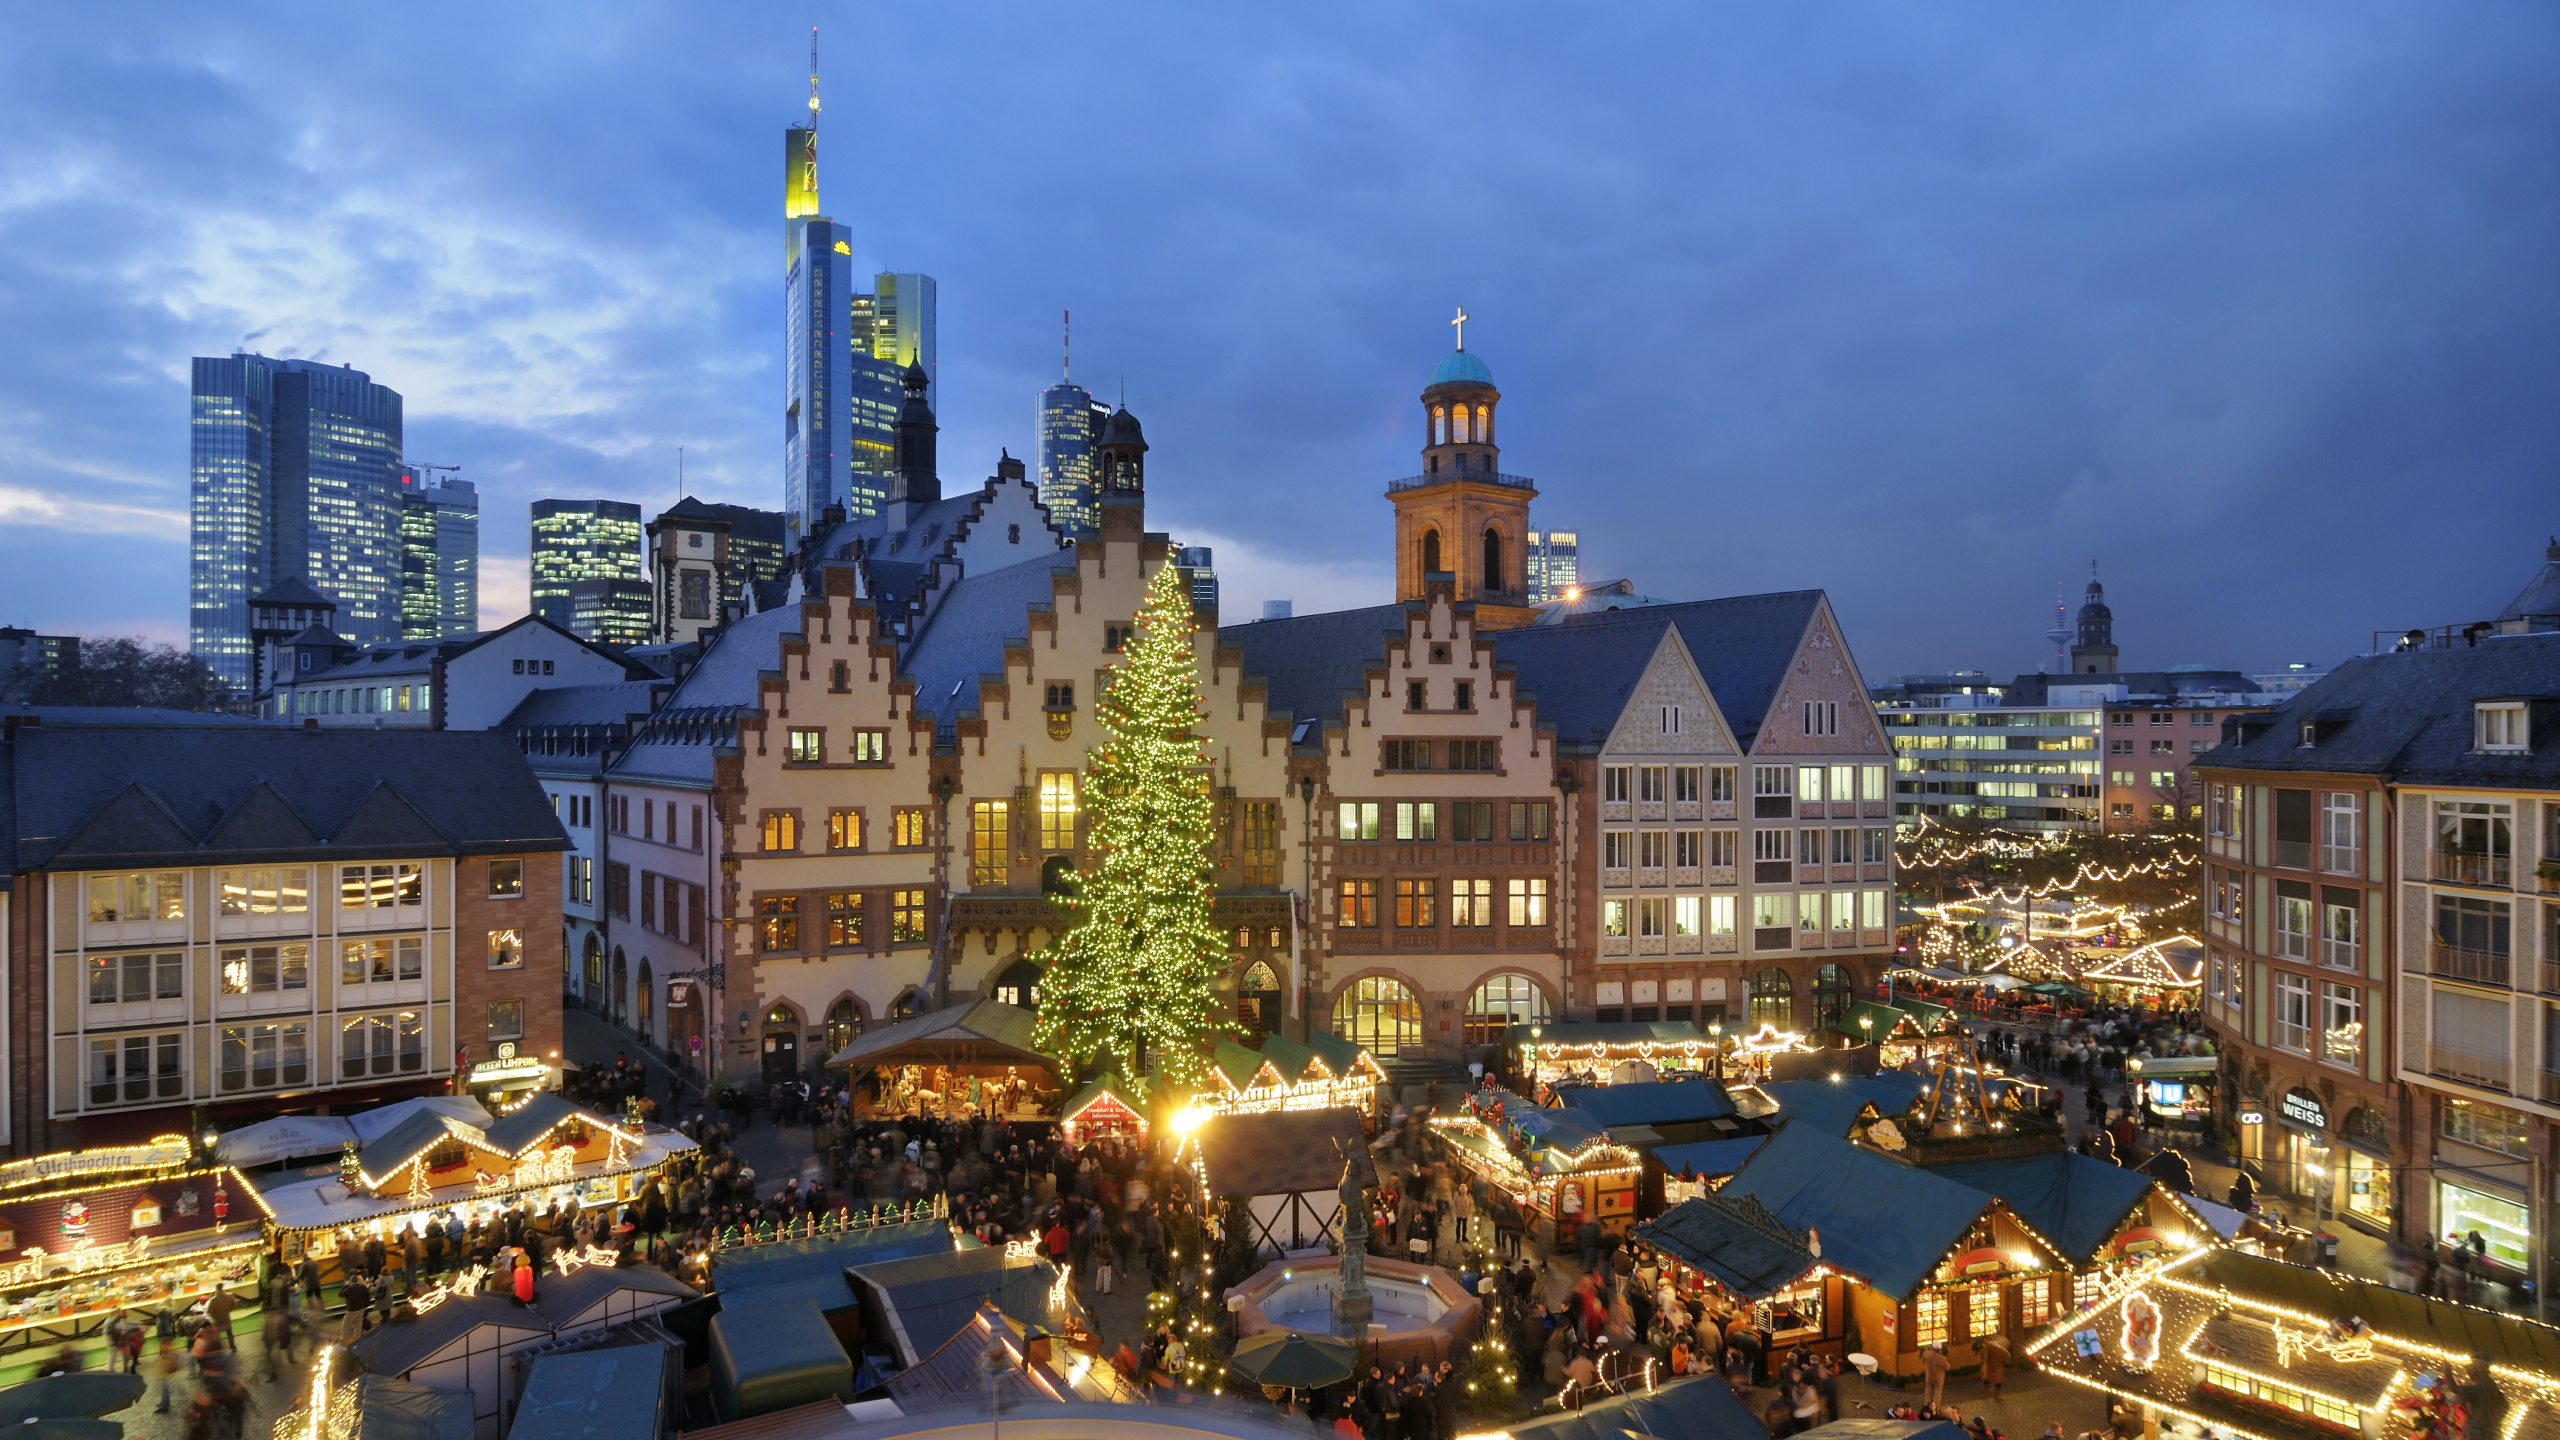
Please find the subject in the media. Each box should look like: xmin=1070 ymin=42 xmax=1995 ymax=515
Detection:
xmin=1331 ymin=1137 xmax=1374 ymax=1339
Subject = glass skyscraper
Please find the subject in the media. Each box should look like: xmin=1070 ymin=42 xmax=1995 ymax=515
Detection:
xmin=190 ymin=354 xmax=404 ymax=691
xmin=1036 ymin=383 xmax=1112 ymax=536
xmin=530 ymin=500 xmax=644 ymax=640
xmin=1527 ymin=529 xmax=1580 ymax=602
xmin=397 ymin=470 xmax=479 ymax=639
xmin=784 ymin=218 xmax=854 ymax=545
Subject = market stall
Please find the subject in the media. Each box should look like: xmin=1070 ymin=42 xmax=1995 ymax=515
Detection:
xmin=1183 ymin=1107 xmax=1366 ymax=1258
xmin=821 ymin=999 xmax=1059 ymax=1121
xmin=1431 ymin=1088 xmax=1643 ymax=1246
xmin=1507 ymin=1022 xmax=1714 ymax=1090
xmin=2079 ymin=940 xmax=2203 ymax=1009
xmin=1056 ymin=1077 xmax=1151 ymax=1146
xmin=1197 ymin=1034 xmax=1384 ymax=1119
xmin=2126 ymin=1055 xmax=2219 ymax=1130
xmin=2026 ymin=1246 xmax=2560 ymax=1440
xmin=256 ymin=1094 xmax=692 ymax=1282
xmin=0 ymin=1137 xmax=270 ymax=1355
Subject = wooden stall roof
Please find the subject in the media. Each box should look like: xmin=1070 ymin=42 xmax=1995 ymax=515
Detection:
xmin=1194 ymin=1108 xmax=1367 ymax=1198
xmin=822 ymin=999 xmax=1049 ymax=1071
xmin=1633 ymin=1192 xmax=1819 ymax=1300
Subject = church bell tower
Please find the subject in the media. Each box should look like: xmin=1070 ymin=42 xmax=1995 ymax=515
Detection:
xmin=1388 ymin=309 xmax=1538 ymax=630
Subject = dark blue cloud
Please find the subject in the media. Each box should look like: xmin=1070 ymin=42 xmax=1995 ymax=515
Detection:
xmin=0 ymin=3 xmax=2554 ymax=675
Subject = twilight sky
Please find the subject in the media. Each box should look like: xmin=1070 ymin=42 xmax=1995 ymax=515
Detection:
xmin=3 ymin=4 xmax=2557 ymax=680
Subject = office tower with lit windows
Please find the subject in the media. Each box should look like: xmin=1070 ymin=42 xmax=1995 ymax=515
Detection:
xmin=397 ymin=469 xmax=479 ymax=639
xmin=785 ymin=216 xmax=855 ymax=544
xmin=1037 ymin=381 xmax=1114 ymax=535
xmin=190 ymin=354 xmax=406 ymax=690
xmin=530 ymin=500 xmax=644 ymax=641
xmin=1527 ymin=529 xmax=1580 ymax=602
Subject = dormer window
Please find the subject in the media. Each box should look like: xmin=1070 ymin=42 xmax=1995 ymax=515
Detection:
xmin=2477 ymin=702 xmax=2528 ymax=753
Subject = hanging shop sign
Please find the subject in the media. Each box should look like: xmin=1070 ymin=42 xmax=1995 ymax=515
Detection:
xmin=666 ymin=982 xmax=690 ymax=1010
xmin=2237 ymin=1108 xmax=2266 ymax=1125
xmin=468 ymin=1042 xmax=549 ymax=1089
xmin=2279 ymin=1089 xmax=2328 ymax=1131
xmin=1951 ymin=1247 xmax=2011 ymax=1278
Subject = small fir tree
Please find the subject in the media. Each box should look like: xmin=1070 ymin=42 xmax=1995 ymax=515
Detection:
xmin=1033 ymin=562 xmax=1230 ymax=1085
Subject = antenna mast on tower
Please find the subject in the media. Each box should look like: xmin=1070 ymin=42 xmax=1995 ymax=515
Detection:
xmin=808 ymin=27 xmax=821 ymax=136
xmin=1063 ymin=309 xmax=1071 ymax=383
xmin=2045 ymin=583 xmax=2071 ymax=674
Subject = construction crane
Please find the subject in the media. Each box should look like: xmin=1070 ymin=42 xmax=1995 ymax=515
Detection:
xmin=401 ymin=462 xmax=462 ymax=490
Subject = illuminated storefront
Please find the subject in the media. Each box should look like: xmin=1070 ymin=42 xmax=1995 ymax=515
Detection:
xmin=0 ymin=1138 xmax=270 ymax=1348
xmin=2434 ymin=1178 xmax=2529 ymax=1269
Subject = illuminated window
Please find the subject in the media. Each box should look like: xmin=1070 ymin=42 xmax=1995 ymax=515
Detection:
xmin=1332 ymin=976 xmax=1421 ymax=1056
xmin=761 ymin=810 xmax=800 ymax=852
xmin=1394 ymin=878 xmax=1438 ymax=928
xmin=341 ymin=1011 xmax=425 ymax=1078
xmin=1674 ymin=896 xmax=1702 ymax=937
xmin=971 ymin=800 xmax=1009 ymax=885
xmin=827 ymin=891 xmax=864 ymax=947
xmin=759 ymin=896 xmax=800 ymax=952
xmin=853 ymin=728 xmax=887 ymax=762
xmin=891 ymin=888 xmax=928 ymax=943
xmin=487 ymin=859 xmax=523 ymax=898
xmin=1240 ymin=800 xmax=1279 ymax=884
xmin=2018 ymin=1275 xmax=2055 ymax=1327
xmin=828 ymin=808 xmax=864 ymax=851
xmin=89 ymin=951 xmax=184 ymax=1005
xmin=1749 ymin=967 xmax=1793 ymax=1028
xmin=87 ymin=1032 xmax=183 ymax=1106
xmin=1914 ymin=1290 xmax=1948 ymax=1346
xmin=1040 ymin=774 xmax=1079 ymax=851
xmin=1465 ymin=973 xmax=1550 ymax=1045
xmin=216 ymin=867 xmax=310 ymax=916
xmin=1967 ymin=1279 xmax=2001 ymax=1340
xmin=486 ymin=930 xmax=523 ymax=970
xmin=787 ymin=727 xmax=824 ymax=763
xmin=341 ymin=863 xmax=424 ymax=909
xmin=1338 ymin=802 xmax=1380 ymax=841
xmin=85 ymin=872 xmax=185 ymax=924
xmin=1451 ymin=878 xmax=1494 ymax=927
xmin=893 ymin=808 xmax=929 ymax=848
xmin=218 ymin=943 xmax=309 ymax=994
xmin=1508 ymin=878 xmax=1549 ymax=927
xmin=1338 ymin=879 xmax=1380 ymax=928
xmin=1602 ymin=899 xmax=1629 ymax=937
xmin=340 ymin=937 xmax=423 ymax=985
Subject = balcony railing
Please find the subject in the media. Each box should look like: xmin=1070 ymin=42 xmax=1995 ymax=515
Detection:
xmin=2430 ymin=849 xmax=2511 ymax=887
xmin=1386 ymin=470 xmax=1537 ymax=493
xmin=2432 ymin=1046 xmax=2510 ymax=1092
xmin=2321 ymin=845 xmax=2361 ymax=876
xmin=2320 ymin=939 xmax=2361 ymax=972
xmin=2273 ymin=839 xmax=2313 ymax=870
xmin=2430 ymin=942 xmax=2511 ymax=987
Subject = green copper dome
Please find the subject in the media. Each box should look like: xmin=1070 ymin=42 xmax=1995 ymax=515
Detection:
xmin=1428 ymin=349 xmax=1493 ymax=387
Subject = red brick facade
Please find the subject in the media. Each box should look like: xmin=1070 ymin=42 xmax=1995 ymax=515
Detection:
xmin=453 ymin=853 xmax=565 ymax=1070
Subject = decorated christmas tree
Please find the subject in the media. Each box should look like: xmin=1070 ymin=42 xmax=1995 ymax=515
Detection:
xmin=1032 ymin=561 xmax=1230 ymax=1086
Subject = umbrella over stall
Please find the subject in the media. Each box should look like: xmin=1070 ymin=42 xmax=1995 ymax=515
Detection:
xmin=1226 ymin=1329 xmax=1359 ymax=1390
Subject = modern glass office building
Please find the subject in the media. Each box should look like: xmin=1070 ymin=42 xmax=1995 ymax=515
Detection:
xmin=190 ymin=354 xmax=404 ymax=691
xmin=530 ymin=500 xmax=644 ymax=639
xmin=784 ymin=218 xmax=854 ymax=544
xmin=1526 ymin=529 xmax=1580 ymax=603
xmin=1036 ymin=382 xmax=1113 ymax=535
xmin=397 ymin=470 xmax=479 ymax=639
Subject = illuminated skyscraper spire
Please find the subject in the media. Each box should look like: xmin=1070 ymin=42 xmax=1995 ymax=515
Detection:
xmin=783 ymin=27 xmax=822 ymax=267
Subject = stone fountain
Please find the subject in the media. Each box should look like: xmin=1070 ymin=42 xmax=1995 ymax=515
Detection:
xmin=1223 ymin=1136 xmax=1480 ymax=1368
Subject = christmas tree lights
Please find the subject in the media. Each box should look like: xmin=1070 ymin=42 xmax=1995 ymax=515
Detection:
xmin=1032 ymin=563 xmax=1232 ymax=1087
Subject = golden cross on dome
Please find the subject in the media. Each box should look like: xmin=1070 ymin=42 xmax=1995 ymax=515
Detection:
xmin=1451 ymin=305 xmax=1469 ymax=350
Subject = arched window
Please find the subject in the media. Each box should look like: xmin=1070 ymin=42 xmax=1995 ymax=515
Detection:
xmin=1482 ymin=528 xmax=1503 ymax=591
xmin=1331 ymin=976 xmax=1421 ymax=1057
xmin=582 ymin=934 xmax=604 ymax=993
xmin=1451 ymin=404 xmax=1469 ymax=444
xmin=637 ymin=960 xmax=654 ymax=1040
xmin=1432 ymin=406 xmax=1447 ymax=446
xmin=993 ymin=958 xmax=1044 ymax=1011
xmin=1749 ymin=967 xmax=1794 ymax=1029
xmin=610 ymin=947 xmax=628 ymax=1023
xmin=1422 ymin=530 xmax=1442 ymax=576
xmin=1813 ymin=964 xmax=1853 ymax=1032
xmin=1472 ymin=405 xmax=1488 ymax=443
xmin=1237 ymin=960 xmax=1282 ymax=1037
xmin=825 ymin=997 xmax=864 ymax=1055
xmin=888 ymin=986 xmax=923 ymax=1020
xmin=1464 ymin=973 xmax=1552 ymax=1046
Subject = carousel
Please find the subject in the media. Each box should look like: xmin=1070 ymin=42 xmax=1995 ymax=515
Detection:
xmin=822 ymin=998 xmax=1061 ymax=1121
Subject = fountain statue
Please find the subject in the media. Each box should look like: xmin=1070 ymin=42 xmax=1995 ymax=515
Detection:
xmin=1331 ymin=1137 xmax=1374 ymax=1339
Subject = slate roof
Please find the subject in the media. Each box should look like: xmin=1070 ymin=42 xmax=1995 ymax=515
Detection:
xmin=1503 ymin=591 xmax=1825 ymax=747
xmin=1218 ymin=603 xmax=1414 ymax=728
xmin=356 ymin=1108 xmax=506 ymax=1182
xmin=901 ymin=561 xmax=1076 ymax=731
xmin=289 ymin=615 xmax=661 ymax=687
xmin=1490 ymin=620 xmax=1684 ymax=746
xmin=608 ymin=607 xmax=793 ymax=785
xmin=1716 ymin=1122 xmax=1997 ymax=1300
xmin=1195 ymin=1108 xmax=1367 ymax=1197
xmin=849 ymin=1248 xmax=1080 ymax=1367
xmin=2201 ymin=632 xmax=2560 ymax=788
xmin=1631 ymin=1191 xmax=1818 ymax=1299
xmin=1925 ymin=1150 xmax=2163 ymax=1263
xmin=0 ymin=706 xmax=273 ymax=728
xmin=2500 ymin=539 xmax=2560 ymax=623
xmin=8 ymin=726 xmax=567 ymax=871
xmin=1550 ymin=1079 xmax=1737 ymax=1127
xmin=884 ymin=1301 xmax=1147 ymax=1412
xmin=498 ymin=682 xmax=664 ymax=730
